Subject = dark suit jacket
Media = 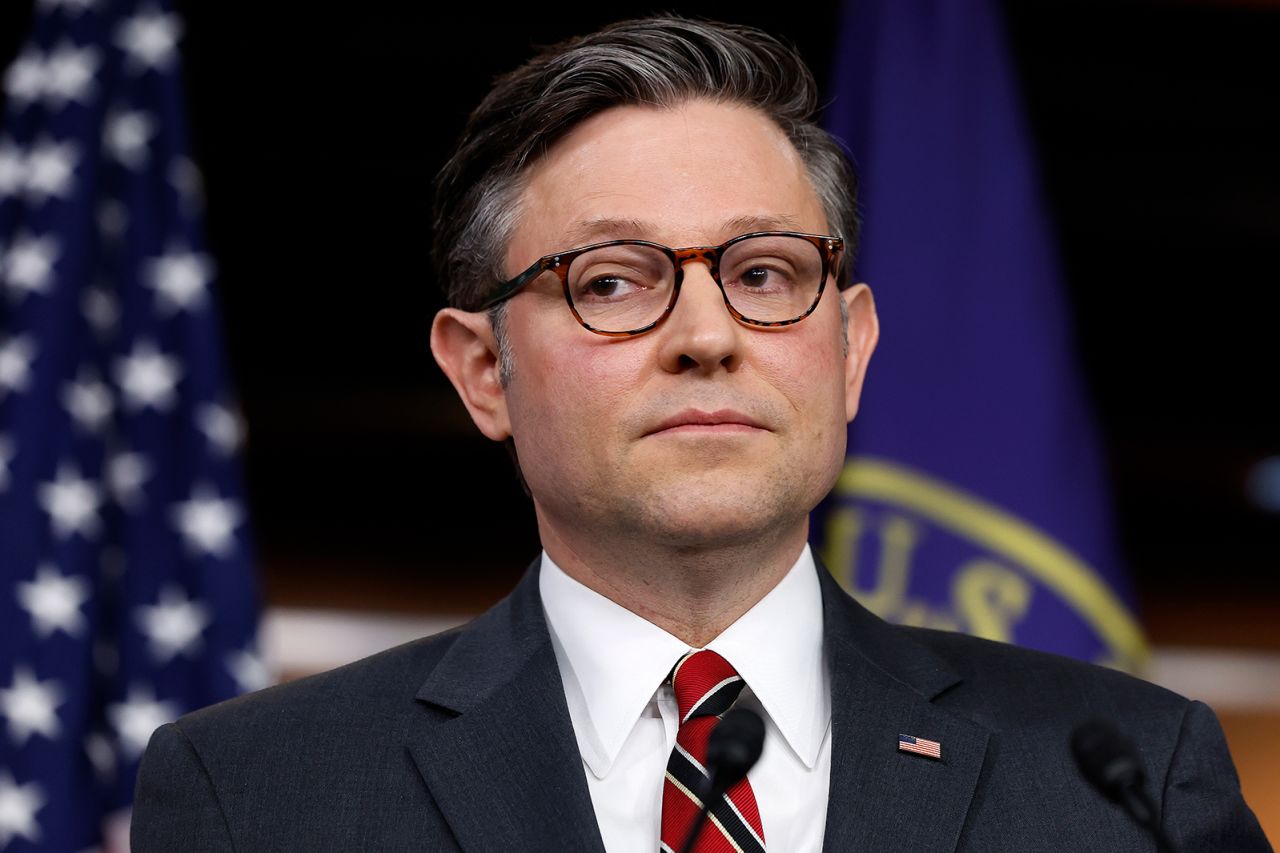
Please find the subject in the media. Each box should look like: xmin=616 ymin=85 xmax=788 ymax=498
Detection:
xmin=133 ymin=560 xmax=1271 ymax=851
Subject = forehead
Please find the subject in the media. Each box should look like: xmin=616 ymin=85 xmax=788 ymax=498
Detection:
xmin=507 ymin=99 xmax=827 ymax=267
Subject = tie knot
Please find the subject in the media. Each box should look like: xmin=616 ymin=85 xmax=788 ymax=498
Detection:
xmin=669 ymin=649 xmax=745 ymax=724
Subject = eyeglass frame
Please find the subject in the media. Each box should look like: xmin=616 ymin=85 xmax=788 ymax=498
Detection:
xmin=475 ymin=230 xmax=846 ymax=337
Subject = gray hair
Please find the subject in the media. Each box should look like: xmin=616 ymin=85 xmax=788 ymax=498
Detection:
xmin=431 ymin=16 xmax=861 ymax=315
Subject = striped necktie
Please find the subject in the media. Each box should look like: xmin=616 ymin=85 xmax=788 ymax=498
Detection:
xmin=660 ymin=649 xmax=767 ymax=853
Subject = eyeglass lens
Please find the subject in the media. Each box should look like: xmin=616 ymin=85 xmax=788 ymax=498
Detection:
xmin=565 ymin=234 xmax=824 ymax=332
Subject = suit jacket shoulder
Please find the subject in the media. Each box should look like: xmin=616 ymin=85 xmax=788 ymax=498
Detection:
xmin=901 ymin=622 xmax=1189 ymax=724
xmin=133 ymin=625 xmax=469 ymax=851
xmin=917 ymin=626 xmax=1269 ymax=851
xmin=812 ymin=565 xmax=1270 ymax=851
xmin=133 ymin=564 xmax=608 ymax=852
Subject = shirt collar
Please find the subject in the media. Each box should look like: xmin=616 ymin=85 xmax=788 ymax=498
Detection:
xmin=539 ymin=545 xmax=829 ymax=778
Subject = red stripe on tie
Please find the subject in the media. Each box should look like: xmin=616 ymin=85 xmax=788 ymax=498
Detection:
xmin=672 ymin=652 xmax=739 ymax=721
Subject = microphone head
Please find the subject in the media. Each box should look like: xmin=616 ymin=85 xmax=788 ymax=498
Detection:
xmin=706 ymin=708 xmax=765 ymax=791
xmin=1071 ymin=719 xmax=1145 ymax=803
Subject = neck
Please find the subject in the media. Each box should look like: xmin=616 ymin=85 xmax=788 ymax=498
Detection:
xmin=537 ymin=513 xmax=809 ymax=648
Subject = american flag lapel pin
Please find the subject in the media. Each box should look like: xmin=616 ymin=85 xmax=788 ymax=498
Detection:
xmin=898 ymin=733 xmax=942 ymax=760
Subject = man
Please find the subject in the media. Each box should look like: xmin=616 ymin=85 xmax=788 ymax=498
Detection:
xmin=133 ymin=17 xmax=1270 ymax=851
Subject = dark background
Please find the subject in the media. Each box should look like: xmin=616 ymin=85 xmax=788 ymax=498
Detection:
xmin=4 ymin=0 xmax=1277 ymax=631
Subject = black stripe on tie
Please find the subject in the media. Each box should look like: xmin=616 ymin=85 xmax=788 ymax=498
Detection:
xmin=706 ymin=786 xmax=767 ymax=853
xmin=668 ymin=743 xmax=710 ymax=792
xmin=688 ymin=678 xmax=744 ymax=720
xmin=667 ymin=743 xmax=766 ymax=853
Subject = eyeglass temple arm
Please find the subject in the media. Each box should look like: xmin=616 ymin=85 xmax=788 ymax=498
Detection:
xmin=475 ymin=257 xmax=554 ymax=312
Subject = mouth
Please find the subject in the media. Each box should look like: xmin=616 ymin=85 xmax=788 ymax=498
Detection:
xmin=645 ymin=408 xmax=769 ymax=436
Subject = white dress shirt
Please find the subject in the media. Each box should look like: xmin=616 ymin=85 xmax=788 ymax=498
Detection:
xmin=539 ymin=546 xmax=831 ymax=853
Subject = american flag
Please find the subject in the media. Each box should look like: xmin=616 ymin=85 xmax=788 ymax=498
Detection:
xmin=0 ymin=0 xmax=262 ymax=848
xmin=898 ymin=734 xmax=942 ymax=760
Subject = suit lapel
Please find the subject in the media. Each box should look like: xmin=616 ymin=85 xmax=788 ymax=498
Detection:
xmin=817 ymin=565 xmax=990 ymax=852
xmin=406 ymin=562 xmax=606 ymax=853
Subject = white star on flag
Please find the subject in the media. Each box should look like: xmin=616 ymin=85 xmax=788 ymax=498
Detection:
xmin=23 ymin=138 xmax=78 ymax=202
xmin=197 ymin=402 xmax=243 ymax=455
xmin=115 ymin=9 xmax=182 ymax=72
xmin=42 ymin=41 xmax=99 ymax=106
xmin=0 ymin=668 xmax=64 ymax=745
xmin=0 ymin=335 xmax=36 ymax=396
xmin=81 ymin=285 xmax=120 ymax=337
xmin=0 ymin=435 xmax=13 ymax=491
xmin=0 ymin=140 xmax=23 ymax=198
xmin=135 ymin=586 xmax=211 ymax=663
xmin=15 ymin=564 xmax=90 ymax=638
xmin=2 ymin=232 xmax=60 ymax=299
xmin=103 ymin=109 xmax=154 ymax=169
xmin=62 ymin=369 xmax=114 ymax=433
xmin=114 ymin=340 xmax=182 ymax=411
xmin=171 ymin=484 xmax=243 ymax=558
xmin=227 ymin=647 xmax=272 ymax=694
xmin=0 ymin=772 xmax=45 ymax=847
xmin=3 ymin=49 xmax=45 ymax=105
xmin=37 ymin=464 xmax=103 ymax=539
xmin=144 ymin=246 xmax=211 ymax=313
xmin=108 ymin=686 xmax=179 ymax=760
xmin=106 ymin=448 xmax=150 ymax=508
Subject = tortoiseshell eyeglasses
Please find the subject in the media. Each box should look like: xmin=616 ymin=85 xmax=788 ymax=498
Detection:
xmin=476 ymin=231 xmax=844 ymax=337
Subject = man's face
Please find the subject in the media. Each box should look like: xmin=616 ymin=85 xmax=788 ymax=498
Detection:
xmin=489 ymin=100 xmax=875 ymax=551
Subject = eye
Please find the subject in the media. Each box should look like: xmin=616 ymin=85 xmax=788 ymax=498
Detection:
xmin=587 ymin=276 xmax=627 ymax=297
xmin=729 ymin=260 xmax=798 ymax=291
xmin=578 ymin=274 xmax=644 ymax=301
xmin=568 ymin=244 xmax=671 ymax=308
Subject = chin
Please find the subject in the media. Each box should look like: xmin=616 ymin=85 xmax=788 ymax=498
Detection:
xmin=626 ymin=481 xmax=804 ymax=550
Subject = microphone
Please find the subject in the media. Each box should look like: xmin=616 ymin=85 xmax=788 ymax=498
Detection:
xmin=678 ymin=708 xmax=765 ymax=853
xmin=1070 ymin=720 xmax=1179 ymax=853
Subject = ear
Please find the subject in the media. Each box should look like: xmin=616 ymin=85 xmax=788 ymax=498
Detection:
xmin=842 ymin=283 xmax=879 ymax=422
xmin=430 ymin=308 xmax=512 ymax=441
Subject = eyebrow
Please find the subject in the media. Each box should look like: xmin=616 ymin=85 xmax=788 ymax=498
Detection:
xmin=558 ymin=214 xmax=808 ymax=249
xmin=560 ymin=218 xmax=652 ymax=247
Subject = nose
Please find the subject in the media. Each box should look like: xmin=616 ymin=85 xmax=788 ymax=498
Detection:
xmin=655 ymin=261 xmax=743 ymax=374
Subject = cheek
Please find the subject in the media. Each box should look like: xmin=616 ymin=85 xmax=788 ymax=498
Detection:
xmin=758 ymin=327 xmax=847 ymax=415
xmin=506 ymin=340 xmax=644 ymax=503
xmin=508 ymin=330 xmax=646 ymax=450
